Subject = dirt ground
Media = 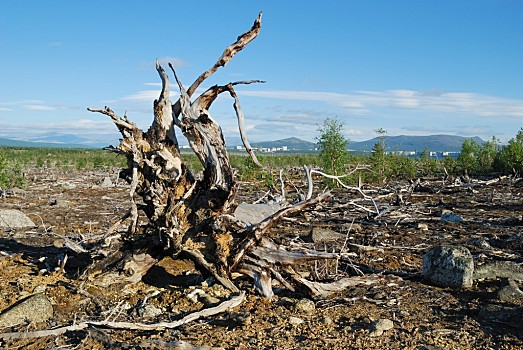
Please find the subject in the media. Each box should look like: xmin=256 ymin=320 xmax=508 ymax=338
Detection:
xmin=0 ymin=167 xmax=522 ymax=349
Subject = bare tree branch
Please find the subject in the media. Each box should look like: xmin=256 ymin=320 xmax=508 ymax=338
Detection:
xmin=187 ymin=12 xmax=262 ymax=98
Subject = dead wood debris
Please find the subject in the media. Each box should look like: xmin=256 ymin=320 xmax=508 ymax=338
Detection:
xmin=0 ymin=292 xmax=245 ymax=340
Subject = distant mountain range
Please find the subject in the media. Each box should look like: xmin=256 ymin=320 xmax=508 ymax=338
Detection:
xmin=249 ymin=135 xmax=484 ymax=153
xmin=0 ymin=137 xmax=92 ymax=149
xmin=0 ymin=134 xmax=486 ymax=153
xmin=25 ymin=132 xmax=94 ymax=146
xmin=0 ymin=132 xmax=117 ymax=148
xmin=349 ymin=135 xmax=485 ymax=153
xmin=250 ymin=137 xmax=317 ymax=150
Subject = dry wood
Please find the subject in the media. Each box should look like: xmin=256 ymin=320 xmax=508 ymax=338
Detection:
xmin=84 ymin=12 xmax=364 ymax=300
xmin=0 ymin=292 xmax=245 ymax=340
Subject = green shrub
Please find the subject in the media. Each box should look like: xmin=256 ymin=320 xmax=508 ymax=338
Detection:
xmin=456 ymin=139 xmax=480 ymax=175
xmin=385 ymin=152 xmax=417 ymax=180
xmin=496 ymin=129 xmax=523 ymax=175
xmin=0 ymin=149 xmax=26 ymax=189
xmin=316 ymin=118 xmax=350 ymax=187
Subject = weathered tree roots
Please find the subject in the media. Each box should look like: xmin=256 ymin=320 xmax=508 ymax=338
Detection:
xmin=85 ymin=12 xmax=365 ymax=300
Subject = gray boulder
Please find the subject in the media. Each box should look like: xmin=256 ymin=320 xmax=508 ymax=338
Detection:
xmin=0 ymin=209 xmax=36 ymax=229
xmin=0 ymin=293 xmax=53 ymax=329
xmin=423 ymin=245 xmax=474 ymax=288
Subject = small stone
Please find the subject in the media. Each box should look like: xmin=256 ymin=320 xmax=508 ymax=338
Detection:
xmin=372 ymin=292 xmax=386 ymax=300
xmin=0 ymin=293 xmax=53 ymax=329
xmin=278 ymin=297 xmax=295 ymax=308
xmin=311 ymin=227 xmax=344 ymax=243
xmin=362 ymin=316 xmax=372 ymax=324
xmin=288 ymin=316 xmax=304 ymax=326
xmin=201 ymin=295 xmax=220 ymax=305
xmin=61 ymin=183 xmax=77 ymax=190
xmin=186 ymin=288 xmax=204 ymax=303
xmin=294 ymin=298 xmax=315 ymax=314
xmin=423 ymin=245 xmax=474 ymax=288
xmin=137 ymin=304 xmax=162 ymax=318
xmin=440 ymin=210 xmax=464 ymax=223
xmin=235 ymin=312 xmax=253 ymax=326
xmin=100 ymin=177 xmax=113 ymax=188
xmin=346 ymin=223 xmax=362 ymax=232
xmin=321 ymin=316 xmax=333 ymax=325
xmin=497 ymin=280 xmax=523 ymax=301
xmin=467 ymin=237 xmax=491 ymax=248
xmin=417 ymin=223 xmax=429 ymax=231
xmin=50 ymin=198 xmax=69 ymax=208
xmin=53 ymin=239 xmax=64 ymax=248
xmin=0 ymin=209 xmax=36 ymax=229
xmin=370 ymin=318 xmax=394 ymax=336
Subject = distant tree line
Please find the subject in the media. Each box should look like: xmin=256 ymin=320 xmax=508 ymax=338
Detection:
xmin=316 ymin=118 xmax=523 ymax=187
xmin=452 ymin=129 xmax=523 ymax=176
xmin=0 ymin=122 xmax=522 ymax=190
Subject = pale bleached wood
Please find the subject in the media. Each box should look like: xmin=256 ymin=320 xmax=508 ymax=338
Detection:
xmin=0 ymin=292 xmax=245 ymax=340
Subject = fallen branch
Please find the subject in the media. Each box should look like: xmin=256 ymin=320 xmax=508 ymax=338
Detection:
xmin=295 ymin=275 xmax=380 ymax=298
xmin=0 ymin=292 xmax=245 ymax=340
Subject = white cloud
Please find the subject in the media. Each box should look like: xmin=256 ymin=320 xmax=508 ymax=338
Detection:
xmin=0 ymin=107 xmax=13 ymax=111
xmin=0 ymin=119 xmax=114 ymax=136
xmin=0 ymin=118 xmax=120 ymax=146
xmin=24 ymin=105 xmax=56 ymax=111
xmin=237 ymin=89 xmax=523 ymax=119
xmin=120 ymin=90 xmax=160 ymax=102
xmin=346 ymin=129 xmax=364 ymax=136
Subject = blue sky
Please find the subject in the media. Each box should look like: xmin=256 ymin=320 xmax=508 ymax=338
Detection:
xmin=1 ymin=1 xmax=523 ymax=146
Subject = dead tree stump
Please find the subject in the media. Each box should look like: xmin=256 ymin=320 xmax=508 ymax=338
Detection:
xmin=88 ymin=13 xmax=354 ymax=298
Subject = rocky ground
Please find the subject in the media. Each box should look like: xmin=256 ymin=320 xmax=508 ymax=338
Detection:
xmin=0 ymin=167 xmax=522 ymax=349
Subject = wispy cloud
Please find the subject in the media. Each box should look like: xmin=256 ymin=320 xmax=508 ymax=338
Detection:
xmin=156 ymin=56 xmax=186 ymax=69
xmin=0 ymin=119 xmax=114 ymax=135
xmin=119 ymin=90 xmax=162 ymax=102
xmin=238 ymin=89 xmax=523 ymax=119
xmin=140 ymin=57 xmax=188 ymax=71
xmin=24 ymin=105 xmax=56 ymax=111
xmin=0 ymin=118 xmax=120 ymax=145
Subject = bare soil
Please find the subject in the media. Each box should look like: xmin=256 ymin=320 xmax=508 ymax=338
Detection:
xmin=0 ymin=168 xmax=522 ymax=349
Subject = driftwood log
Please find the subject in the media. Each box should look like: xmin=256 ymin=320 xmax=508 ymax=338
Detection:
xmin=87 ymin=13 xmax=357 ymax=299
